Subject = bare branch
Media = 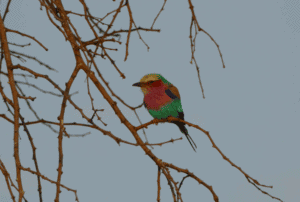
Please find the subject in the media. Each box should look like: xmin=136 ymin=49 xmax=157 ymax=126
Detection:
xmin=151 ymin=0 xmax=167 ymax=29
xmin=6 ymin=29 xmax=48 ymax=51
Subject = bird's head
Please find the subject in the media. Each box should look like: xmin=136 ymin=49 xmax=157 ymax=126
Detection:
xmin=132 ymin=73 xmax=171 ymax=94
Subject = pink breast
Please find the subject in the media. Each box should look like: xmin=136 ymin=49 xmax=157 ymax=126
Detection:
xmin=144 ymin=88 xmax=171 ymax=110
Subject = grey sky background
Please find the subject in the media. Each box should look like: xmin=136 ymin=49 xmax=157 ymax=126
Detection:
xmin=0 ymin=0 xmax=299 ymax=201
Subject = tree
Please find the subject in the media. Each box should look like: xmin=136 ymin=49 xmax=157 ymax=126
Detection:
xmin=0 ymin=1 xmax=285 ymax=202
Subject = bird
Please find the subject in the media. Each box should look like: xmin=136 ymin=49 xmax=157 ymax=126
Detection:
xmin=132 ymin=73 xmax=197 ymax=152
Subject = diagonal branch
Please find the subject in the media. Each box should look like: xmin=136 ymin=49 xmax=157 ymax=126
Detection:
xmin=6 ymin=29 xmax=48 ymax=51
xmin=136 ymin=116 xmax=282 ymax=201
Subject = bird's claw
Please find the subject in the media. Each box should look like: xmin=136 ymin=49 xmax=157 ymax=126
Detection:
xmin=152 ymin=118 xmax=160 ymax=125
xmin=167 ymin=116 xmax=173 ymax=122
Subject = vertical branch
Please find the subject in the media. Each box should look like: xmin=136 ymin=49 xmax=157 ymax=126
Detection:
xmin=189 ymin=18 xmax=205 ymax=99
xmin=3 ymin=0 xmax=12 ymax=21
xmin=19 ymin=115 xmax=43 ymax=202
xmin=163 ymin=169 xmax=176 ymax=202
xmin=124 ymin=0 xmax=133 ymax=61
xmin=157 ymin=167 xmax=161 ymax=202
xmin=47 ymin=1 xmax=83 ymax=201
xmin=54 ymin=63 xmax=80 ymax=201
xmin=187 ymin=0 xmax=201 ymax=31
xmin=0 ymin=15 xmax=24 ymax=202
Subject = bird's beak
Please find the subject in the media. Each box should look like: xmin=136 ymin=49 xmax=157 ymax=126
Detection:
xmin=132 ymin=82 xmax=142 ymax=87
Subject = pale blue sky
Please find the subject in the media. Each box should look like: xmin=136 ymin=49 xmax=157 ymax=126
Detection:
xmin=0 ymin=0 xmax=299 ymax=201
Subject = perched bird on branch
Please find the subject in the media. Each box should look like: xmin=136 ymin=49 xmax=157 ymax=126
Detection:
xmin=133 ymin=73 xmax=197 ymax=152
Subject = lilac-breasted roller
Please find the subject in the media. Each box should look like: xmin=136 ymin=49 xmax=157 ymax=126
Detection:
xmin=133 ymin=73 xmax=197 ymax=152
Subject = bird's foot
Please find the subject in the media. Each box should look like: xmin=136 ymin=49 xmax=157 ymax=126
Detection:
xmin=152 ymin=118 xmax=160 ymax=125
xmin=167 ymin=116 xmax=174 ymax=122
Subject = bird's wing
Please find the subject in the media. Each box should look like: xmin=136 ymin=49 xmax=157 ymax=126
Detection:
xmin=165 ymin=84 xmax=181 ymax=99
xmin=165 ymin=85 xmax=184 ymax=117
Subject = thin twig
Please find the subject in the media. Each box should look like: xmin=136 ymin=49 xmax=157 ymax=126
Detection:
xmin=151 ymin=0 xmax=167 ymax=29
xmin=6 ymin=29 xmax=48 ymax=51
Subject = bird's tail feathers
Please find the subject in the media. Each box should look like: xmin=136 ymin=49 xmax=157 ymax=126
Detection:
xmin=174 ymin=122 xmax=197 ymax=152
